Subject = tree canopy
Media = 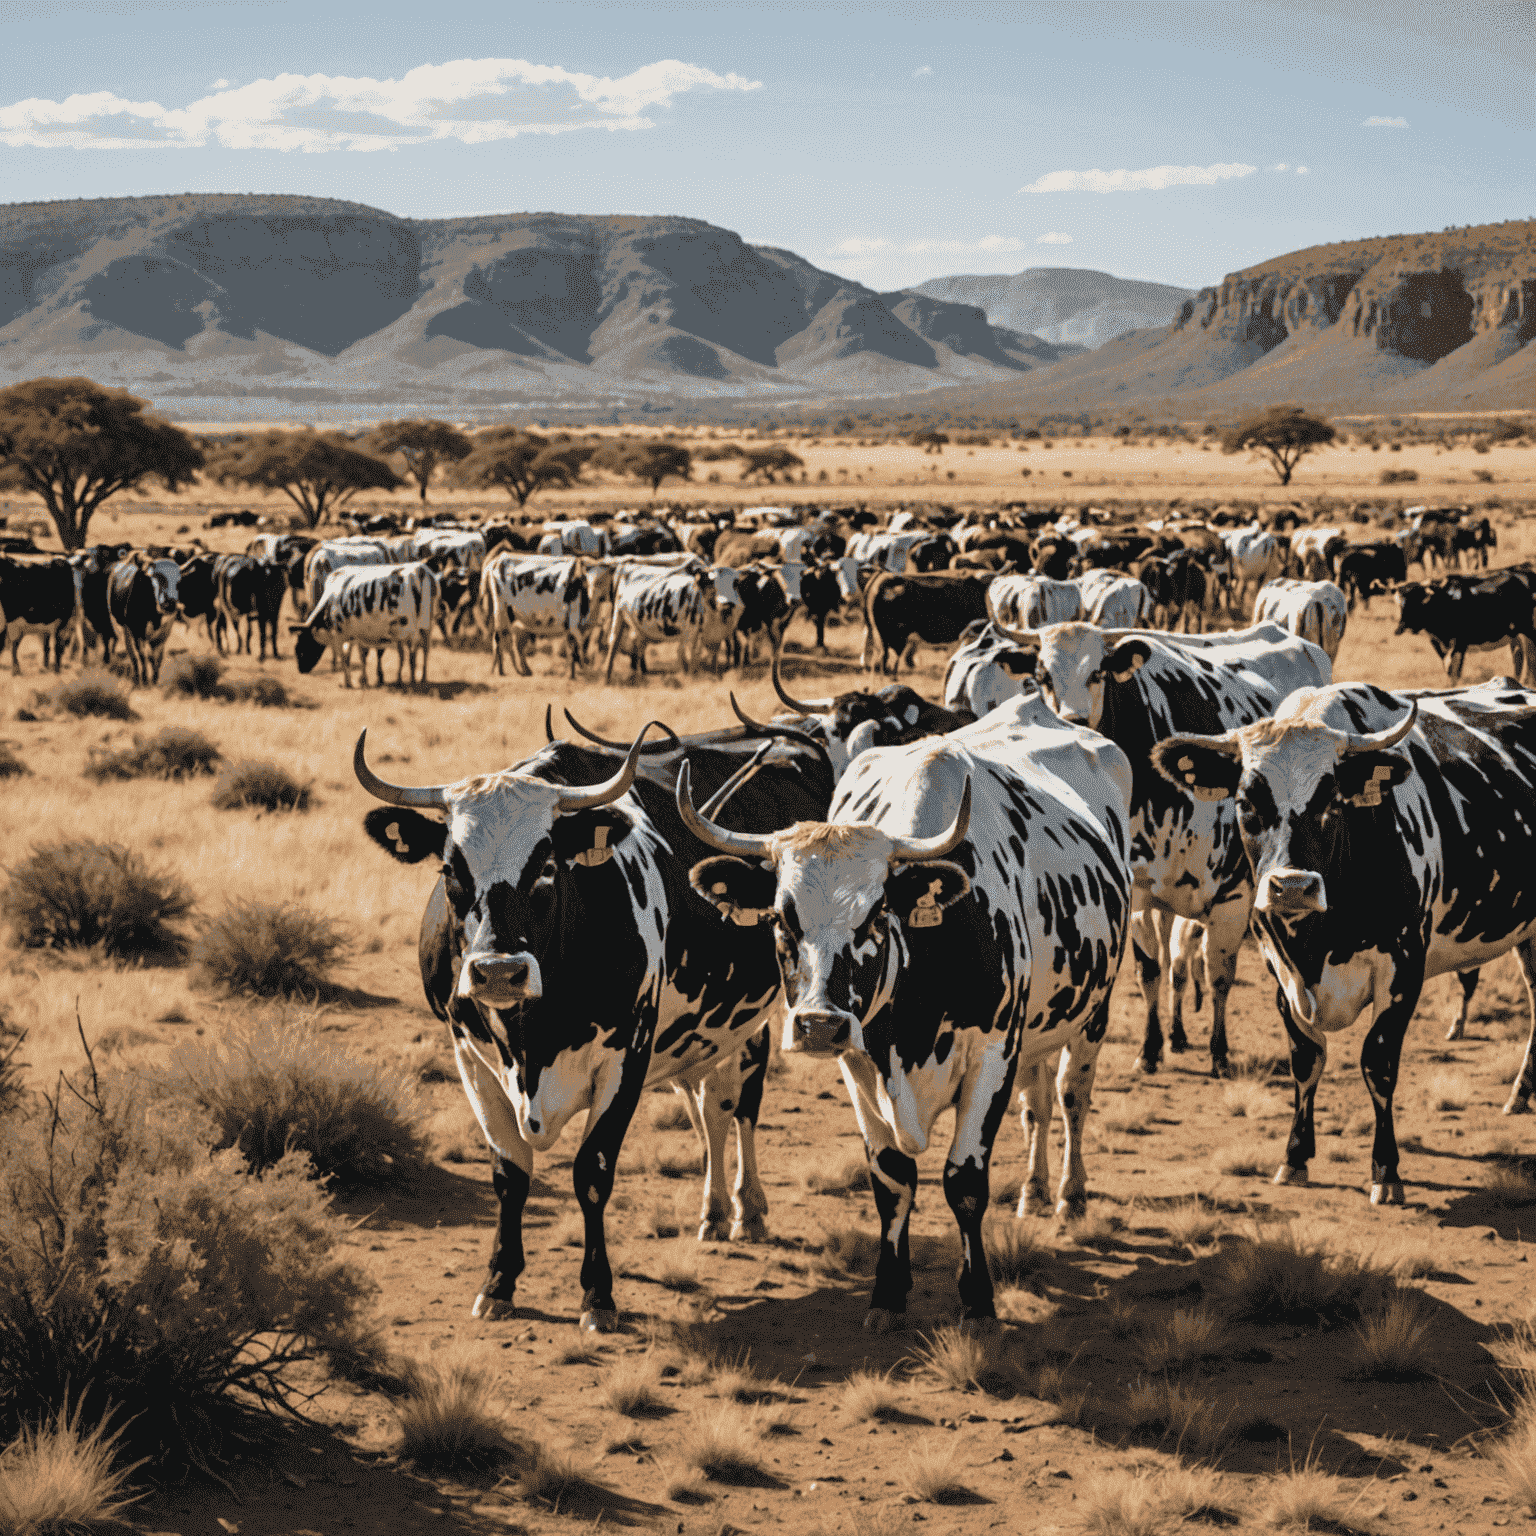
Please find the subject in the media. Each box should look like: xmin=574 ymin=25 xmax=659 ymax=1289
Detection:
xmin=0 ymin=378 xmax=203 ymax=550
xmin=592 ymin=439 xmax=693 ymax=494
xmin=365 ymin=419 xmax=472 ymax=503
xmin=1221 ymin=406 xmax=1336 ymax=486
xmin=207 ymin=431 xmax=400 ymax=527
xmin=453 ymin=430 xmax=591 ymax=507
xmin=738 ymin=446 xmax=804 ymax=485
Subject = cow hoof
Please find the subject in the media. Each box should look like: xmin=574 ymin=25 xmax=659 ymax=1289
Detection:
xmin=1369 ymin=1182 xmax=1405 ymax=1207
xmin=1169 ymin=1035 xmax=1189 ymax=1055
xmin=1209 ymin=1058 xmax=1232 ymax=1080
xmin=1501 ymin=1094 xmax=1531 ymax=1116
xmin=1055 ymin=1194 xmax=1088 ymax=1221
xmin=1272 ymin=1164 xmax=1309 ymax=1187
xmin=580 ymin=1308 xmax=621 ymax=1334
xmin=472 ymin=1293 xmax=517 ymax=1321
xmin=1445 ymin=1021 xmax=1465 ymax=1042
xmin=1133 ymin=1056 xmax=1159 ymax=1075
xmin=730 ymin=1217 xmax=771 ymax=1244
xmin=697 ymin=1220 xmax=730 ymax=1243
xmin=862 ymin=1308 xmax=906 ymax=1334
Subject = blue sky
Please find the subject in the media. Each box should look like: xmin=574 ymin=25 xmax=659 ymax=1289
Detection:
xmin=2 ymin=0 xmax=1531 ymax=292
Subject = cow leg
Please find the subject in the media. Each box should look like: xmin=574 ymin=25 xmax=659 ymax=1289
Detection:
xmin=688 ymin=1064 xmax=737 ymax=1244
xmin=1016 ymin=1052 xmax=1055 ymax=1217
xmin=337 ymin=642 xmax=353 ymax=688
xmin=603 ymin=616 xmax=623 ymax=683
xmin=943 ymin=1041 xmax=1016 ymax=1322
xmin=1167 ymin=917 xmax=1202 ymax=1055
xmin=1502 ymin=937 xmax=1536 ymax=1115
xmin=419 ymin=631 xmax=430 ymax=685
xmin=514 ymin=628 xmax=534 ymax=679
xmin=1359 ymin=972 xmax=1424 ymax=1204
xmin=1446 ymin=967 xmax=1480 ymax=1040
xmin=1202 ymin=891 xmax=1249 ymax=1076
xmin=1055 ymin=1003 xmax=1106 ymax=1218
xmin=1130 ymin=905 xmax=1166 ymax=1073
xmin=842 ymin=1054 xmax=915 ymax=1331
xmin=728 ymin=1027 xmax=771 ymax=1241
xmin=1273 ymin=986 xmax=1325 ymax=1188
xmin=814 ymin=613 xmax=827 ymax=650
xmin=572 ymin=1049 xmax=650 ymax=1332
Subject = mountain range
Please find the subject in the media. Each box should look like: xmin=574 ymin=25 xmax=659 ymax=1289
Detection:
xmin=0 ymin=196 xmax=1530 ymax=419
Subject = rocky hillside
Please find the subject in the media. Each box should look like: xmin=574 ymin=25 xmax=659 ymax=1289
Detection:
xmin=0 ymin=196 xmax=1068 ymax=415
xmin=912 ymin=267 xmax=1192 ymax=350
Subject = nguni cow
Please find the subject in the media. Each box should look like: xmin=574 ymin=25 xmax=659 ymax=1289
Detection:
xmin=847 ymin=530 xmax=931 ymax=573
xmin=302 ymin=538 xmax=397 ymax=614
xmin=677 ymin=691 xmax=1133 ymax=1328
xmin=291 ymin=562 xmax=439 ymax=687
xmin=410 ymin=528 xmax=487 ymax=573
xmin=1394 ymin=570 xmax=1536 ymax=683
xmin=987 ymin=574 xmax=1082 ymax=631
xmin=1136 ymin=551 xmax=1207 ymax=634
xmin=356 ymin=721 xmax=834 ymax=1328
xmin=603 ymin=562 xmax=742 ymax=680
xmin=482 ymin=553 xmax=598 ymax=679
xmin=1291 ymin=528 xmax=1348 ymax=582
xmin=538 ymin=520 xmax=608 ymax=557
xmin=1221 ymin=527 xmax=1287 ymax=613
xmin=1151 ymin=679 xmax=1536 ymax=1204
xmin=0 ymin=557 xmax=76 ymax=673
xmin=213 ymin=553 xmax=289 ymax=660
xmin=942 ymin=621 xmax=1037 ymax=718
xmin=107 ymin=553 xmax=183 ymax=685
xmin=1253 ymin=578 xmax=1348 ymax=663
xmin=995 ymin=620 xmax=1333 ymax=1074
xmin=1076 ymin=569 xmax=1151 ymax=629
xmin=861 ymin=571 xmax=995 ymax=673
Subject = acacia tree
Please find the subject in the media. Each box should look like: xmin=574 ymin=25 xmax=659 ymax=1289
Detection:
xmin=738 ymin=447 xmax=804 ymax=485
xmin=366 ymin=419 xmax=472 ymax=503
xmin=593 ymin=439 xmax=692 ymax=495
xmin=454 ymin=430 xmax=590 ymax=507
xmin=0 ymin=378 xmax=204 ymax=550
xmin=1221 ymin=406 xmax=1336 ymax=486
xmin=208 ymin=431 xmax=400 ymax=527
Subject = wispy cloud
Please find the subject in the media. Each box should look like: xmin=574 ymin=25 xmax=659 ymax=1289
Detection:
xmin=828 ymin=237 xmax=890 ymax=256
xmin=1296 ymin=165 xmax=1310 ymax=173
xmin=905 ymin=234 xmax=1024 ymax=255
xmin=912 ymin=64 xmax=932 ymax=78
xmin=1020 ymin=161 xmax=1256 ymax=194
xmin=0 ymin=57 xmax=762 ymax=151
xmin=1362 ymin=115 xmax=1408 ymax=127
xmin=1271 ymin=162 xmax=1288 ymax=171
xmin=1035 ymin=231 xmax=1072 ymax=244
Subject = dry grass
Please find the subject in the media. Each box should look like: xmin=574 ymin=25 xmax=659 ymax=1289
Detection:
xmin=46 ymin=670 xmax=134 ymax=719
xmin=814 ymin=1224 xmax=881 ymax=1277
xmin=211 ymin=758 xmax=312 ymax=811
xmin=1216 ymin=1148 xmax=1271 ymax=1178
xmin=1204 ymin=1227 xmax=1392 ymax=1326
xmin=396 ymin=1357 xmax=528 ymax=1471
xmin=323 ymin=1317 xmax=426 ymax=1397
xmin=903 ymin=1438 xmax=972 ymax=1504
xmin=655 ymin=1242 xmax=704 ymax=1294
xmin=1081 ymin=1465 xmax=1234 ymax=1536
xmin=191 ymin=898 xmax=349 ymax=996
xmin=912 ymin=1326 xmax=991 ymax=1392
xmin=1485 ymin=1161 xmax=1536 ymax=1207
xmin=1223 ymin=1080 xmax=1278 ymax=1118
xmin=1163 ymin=1197 xmax=1227 ymax=1250
xmin=601 ymin=1358 xmax=668 ymax=1418
xmin=1350 ymin=1292 xmax=1435 ymax=1381
xmin=650 ymin=1094 xmax=694 ymax=1131
xmin=985 ymin=1218 xmax=1052 ymax=1285
xmin=652 ymin=1147 xmax=703 ymax=1180
xmin=86 ymin=725 xmax=222 ymax=783
xmin=802 ymin=1156 xmax=871 ymax=1196
xmin=0 ymin=1402 xmax=144 ymax=1534
xmin=1031 ymin=1364 xmax=1090 ymax=1426
xmin=1067 ymin=1213 xmax=1122 ymax=1249
xmin=1427 ymin=1069 xmax=1471 ymax=1111
xmin=839 ymin=1367 xmax=905 ymax=1423
xmin=1137 ymin=1307 xmax=1228 ymax=1372
xmin=1489 ymin=1413 xmax=1536 ymax=1516
xmin=0 ymin=742 xmax=29 ymax=779
xmin=516 ymin=1443 xmax=604 ymax=1509
xmin=647 ymin=1198 xmax=682 ymax=1239
xmin=1123 ymin=1379 xmax=1231 ymax=1455
xmin=1260 ymin=1459 xmax=1370 ymax=1531
xmin=679 ymin=1403 xmax=765 ymax=1483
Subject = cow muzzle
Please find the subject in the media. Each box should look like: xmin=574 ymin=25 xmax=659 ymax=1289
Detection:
xmin=782 ymin=1006 xmax=858 ymax=1058
xmin=1257 ymin=868 xmax=1327 ymax=915
xmin=459 ymin=951 xmax=543 ymax=1006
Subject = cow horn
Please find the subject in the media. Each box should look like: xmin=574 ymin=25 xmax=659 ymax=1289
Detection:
xmin=544 ymin=704 xmax=556 ymax=743
xmin=354 ymin=729 xmax=449 ymax=810
xmin=728 ymin=693 xmax=834 ymax=772
xmin=888 ymin=778 xmax=972 ymax=863
xmin=1341 ymin=700 xmax=1417 ymax=756
xmin=676 ymin=759 xmax=775 ymax=860
xmin=563 ymin=708 xmax=682 ymax=755
xmin=771 ymin=650 xmax=833 ymax=714
xmin=555 ymin=722 xmax=668 ymax=812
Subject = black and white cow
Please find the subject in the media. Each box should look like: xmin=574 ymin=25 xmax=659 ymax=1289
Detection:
xmin=1393 ymin=570 xmax=1536 ymax=683
xmin=482 ymin=553 xmax=598 ymax=679
xmin=987 ymin=574 xmax=1082 ymax=631
xmin=1151 ymin=680 xmax=1536 ymax=1204
xmin=1252 ymin=578 xmax=1349 ymax=663
xmin=995 ymin=621 xmax=1333 ymax=1075
xmin=107 ymin=553 xmax=182 ymax=684
xmin=0 ymin=557 xmax=77 ymax=673
xmin=292 ymin=562 xmax=439 ymax=687
xmin=302 ymin=538 xmax=398 ymax=614
xmin=942 ymin=621 xmax=1038 ymax=718
xmin=603 ymin=561 xmax=742 ymax=680
xmin=356 ymin=723 xmax=833 ymax=1329
xmin=678 ymin=693 xmax=1133 ymax=1329
xmin=213 ymin=554 xmax=288 ymax=660
xmin=1336 ymin=542 xmax=1407 ymax=612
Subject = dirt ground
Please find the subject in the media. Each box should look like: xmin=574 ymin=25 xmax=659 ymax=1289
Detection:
xmin=3 ymin=446 xmax=1535 ymax=1536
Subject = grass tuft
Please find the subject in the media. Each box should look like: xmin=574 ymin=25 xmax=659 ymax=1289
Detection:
xmin=323 ymin=1318 xmax=425 ymax=1397
xmin=1222 ymin=1081 xmax=1276 ymax=1118
xmin=518 ymin=1443 xmax=602 ymax=1508
xmin=651 ymin=1095 xmax=694 ymax=1132
xmin=652 ymin=1147 xmax=702 ymax=1180
xmin=396 ymin=1356 xmax=530 ymax=1472
xmin=648 ymin=1199 xmax=682 ymax=1239
xmin=161 ymin=653 xmax=225 ymax=700
xmin=47 ymin=670 xmax=134 ymax=719
xmin=0 ymin=742 xmax=29 ymax=779
xmin=1349 ymin=1292 xmax=1434 ymax=1381
xmin=1164 ymin=1197 xmax=1227 ymax=1250
xmin=85 ymin=726 xmax=221 ymax=783
xmin=680 ymin=1403 xmax=765 ymax=1483
xmin=1427 ymin=1069 xmax=1471 ymax=1111
xmin=192 ymin=899 xmax=349 ymax=997
xmin=656 ymin=1243 xmax=704 ymax=1294
xmin=0 ymin=1401 xmax=144 ymax=1534
xmin=1484 ymin=1162 xmax=1536 ymax=1207
xmin=985 ymin=1218 xmax=1052 ymax=1285
xmin=904 ymin=1438 xmax=972 ymax=1504
xmin=802 ymin=1157 xmax=871 ymax=1196
xmin=1204 ymin=1228 xmax=1391 ymax=1326
xmin=1137 ymin=1306 xmax=1228 ymax=1372
xmin=814 ymin=1224 xmax=881 ymax=1277
xmin=1123 ymin=1378 xmax=1231 ymax=1454
xmin=1489 ymin=1413 xmax=1536 ymax=1516
xmin=1216 ymin=1149 xmax=1271 ymax=1178
xmin=601 ymin=1359 xmax=668 ymax=1418
xmin=1 ymin=839 xmax=192 ymax=958
xmin=1260 ymin=1461 xmax=1367 ymax=1530
xmin=912 ymin=1326 xmax=991 ymax=1392
xmin=840 ymin=1367 xmax=905 ymax=1423
xmin=1081 ymin=1465 xmax=1234 ymax=1536
xmin=211 ymin=759 xmax=312 ymax=812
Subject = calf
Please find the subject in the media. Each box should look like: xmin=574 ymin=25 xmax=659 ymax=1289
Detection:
xmin=107 ymin=553 xmax=182 ymax=684
xmin=679 ymin=693 xmax=1132 ymax=1327
xmin=1153 ymin=680 xmax=1536 ymax=1204
xmin=1253 ymin=578 xmax=1349 ymax=663
xmin=1393 ymin=571 xmax=1536 ymax=682
xmin=292 ymin=562 xmax=439 ymax=687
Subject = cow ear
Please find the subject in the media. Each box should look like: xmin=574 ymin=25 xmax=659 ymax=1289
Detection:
xmin=1150 ymin=737 xmax=1242 ymax=802
xmin=888 ymin=861 xmax=970 ymax=930
xmin=1103 ymin=638 xmax=1151 ymax=682
xmin=997 ymin=648 xmax=1036 ymax=678
xmin=1336 ymin=753 xmax=1412 ymax=809
xmin=551 ymin=809 xmax=633 ymax=868
xmin=689 ymin=856 xmax=777 ymax=925
xmin=362 ymin=807 xmax=445 ymax=864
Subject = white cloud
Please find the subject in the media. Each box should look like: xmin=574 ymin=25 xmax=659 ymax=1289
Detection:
xmin=211 ymin=78 xmax=231 ymax=91
xmin=1362 ymin=115 xmax=1408 ymax=127
xmin=1271 ymin=162 xmax=1288 ymax=171
xmin=1020 ymin=161 xmax=1256 ymax=194
xmin=904 ymin=235 xmax=1025 ymax=255
xmin=0 ymin=56 xmax=762 ymax=151
xmin=1296 ymin=165 xmax=1310 ymax=174
xmin=828 ymin=237 xmax=890 ymax=256
xmin=1035 ymin=231 xmax=1072 ymax=244
xmin=912 ymin=65 xmax=932 ymax=78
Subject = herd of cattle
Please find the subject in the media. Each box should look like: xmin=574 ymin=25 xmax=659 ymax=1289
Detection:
xmin=268 ymin=498 xmax=1535 ymax=1338
xmin=0 ymin=503 xmax=1520 ymax=698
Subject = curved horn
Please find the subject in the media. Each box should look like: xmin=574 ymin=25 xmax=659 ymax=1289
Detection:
xmin=729 ymin=693 xmax=834 ymax=773
xmin=555 ymin=721 xmax=668 ymax=813
xmin=563 ymin=707 xmax=682 ymax=756
xmin=676 ymin=759 xmax=774 ymax=860
xmin=354 ymin=729 xmax=449 ymax=810
xmin=888 ymin=777 xmax=972 ymax=863
xmin=772 ymin=647 xmax=832 ymax=715
xmin=1342 ymin=700 xmax=1417 ymax=756
xmin=544 ymin=703 xmax=556 ymax=743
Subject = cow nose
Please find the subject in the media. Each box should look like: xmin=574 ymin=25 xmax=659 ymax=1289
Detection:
xmin=785 ymin=1008 xmax=854 ymax=1057
xmin=462 ymin=952 xmax=541 ymax=1002
xmin=1261 ymin=869 xmax=1327 ymax=913
xmin=1060 ymin=712 xmax=1091 ymax=727
xmin=471 ymin=956 xmax=527 ymax=989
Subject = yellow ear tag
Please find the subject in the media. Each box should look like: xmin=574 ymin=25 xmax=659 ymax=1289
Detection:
xmin=574 ymin=825 xmax=614 ymax=867
xmin=908 ymin=878 xmax=945 ymax=930
xmin=385 ymin=820 xmax=410 ymax=855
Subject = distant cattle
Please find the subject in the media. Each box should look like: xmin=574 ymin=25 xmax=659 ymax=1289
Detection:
xmin=861 ymin=570 xmax=995 ymax=672
xmin=1253 ymin=578 xmax=1349 ymax=663
xmin=1291 ymin=527 xmax=1348 ymax=582
xmin=1452 ymin=516 xmax=1497 ymax=570
xmin=942 ymin=620 xmax=1037 ymax=717
xmin=798 ymin=558 xmax=857 ymax=650
xmin=847 ymin=529 xmax=931 ymax=573
xmin=483 ymin=554 xmax=598 ymax=679
xmin=107 ymin=553 xmax=182 ymax=684
xmin=302 ymin=538 xmax=397 ymax=614
xmin=604 ymin=562 xmax=742 ymax=680
xmin=987 ymin=574 xmax=1081 ymax=631
xmin=1337 ymin=542 xmax=1408 ymax=611
xmin=1076 ymin=569 xmax=1150 ymax=628
xmin=292 ymin=562 xmax=440 ymax=687
xmin=1393 ymin=569 xmax=1536 ymax=682
xmin=0 ymin=557 xmax=76 ymax=673
xmin=214 ymin=554 xmax=289 ymax=660
xmin=538 ymin=520 xmax=607 ymax=557
xmin=1137 ymin=551 xmax=1207 ymax=633
xmin=1221 ymin=528 xmax=1287 ymax=612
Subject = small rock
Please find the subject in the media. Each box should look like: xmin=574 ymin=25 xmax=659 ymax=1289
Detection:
xmin=820 ymin=1437 xmax=833 ymax=1447
xmin=1050 ymin=1469 xmax=1073 ymax=1480
xmin=965 ymin=1412 xmax=988 ymax=1423
xmin=1418 ymin=1464 xmax=1434 ymax=1473
xmin=996 ymin=1450 xmax=1015 ymax=1463
xmin=1402 ymin=1490 xmax=1417 ymax=1502
xmin=1433 ymin=1479 xmax=1448 ymax=1489
xmin=442 ymin=1269 xmax=456 ymax=1278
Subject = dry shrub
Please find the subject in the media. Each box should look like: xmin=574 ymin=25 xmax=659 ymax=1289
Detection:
xmin=904 ymin=1438 xmax=971 ymax=1504
xmin=814 ymin=1224 xmax=881 ymax=1277
xmin=1123 ymin=1379 xmax=1230 ymax=1454
xmin=657 ymin=1243 xmax=704 ymax=1294
xmin=985 ymin=1218 xmax=1051 ymax=1285
xmin=85 ymin=726 xmax=221 ymax=783
xmin=0 ymin=1401 xmax=144 ymax=1534
xmin=1164 ymin=1197 xmax=1226 ymax=1250
xmin=1 ymin=840 xmax=192 ymax=958
xmin=1216 ymin=1149 xmax=1270 ymax=1178
xmin=323 ymin=1316 xmax=424 ymax=1397
xmin=211 ymin=759 xmax=311 ymax=812
xmin=1222 ymin=1081 xmax=1276 ymax=1119
xmin=840 ymin=1367 xmax=904 ymax=1423
xmin=0 ymin=742 xmax=29 ymax=779
xmin=1031 ymin=1364 xmax=1090 ymax=1426
xmin=1427 ymin=1070 xmax=1470 ymax=1111
xmin=396 ymin=1356 xmax=529 ymax=1471
xmin=0 ymin=1016 xmax=27 ymax=1117
xmin=1137 ymin=1306 xmax=1227 ymax=1371
xmin=913 ymin=1326 xmax=991 ymax=1392
xmin=652 ymin=1146 xmax=701 ymax=1179
xmin=651 ymin=1095 xmax=694 ymax=1131
xmin=1490 ymin=1413 xmax=1536 ymax=1516
xmin=518 ymin=1442 xmax=604 ymax=1508
xmin=0 ymin=1065 xmax=374 ymax=1471
xmin=1068 ymin=1212 xmax=1122 ymax=1249
xmin=1260 ymin=1460 xmax=1367 ymax=1530
xmin=680 ymin=1403 xmax=764 ymax=1483
xmin=1081 ymin=1465 xmax=1233 ymax=1536
xmin=152 ymin=1015 xmax=429 ymax=1186
xmin=1380 ymin=467 xmax=1419 ymax=484
xmin=1485 ymin=1161 xmax=1536 ymax=1207
xmin=1350 ymin=1292 xmax=1434 ymax=1381
xmin=1204 ymin=1227 xmax=1391 ymax=1326
xmin=191 ymin=899 xmax=348 ymax=997
xmin=46 ymin=670 xmax=134 ymax=720
xmin=161 ymin=652 xmax=225 ymax=700
xmin=224 ymin=674 xmax=296 ymax=708
xmin=803 ymin=1157 xmax=870 ymax=1196
xmin=648 ymin=1199 xmax=681 ymax=1239
xmin=601 ymin=1358 xmax=667 ymax=1418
